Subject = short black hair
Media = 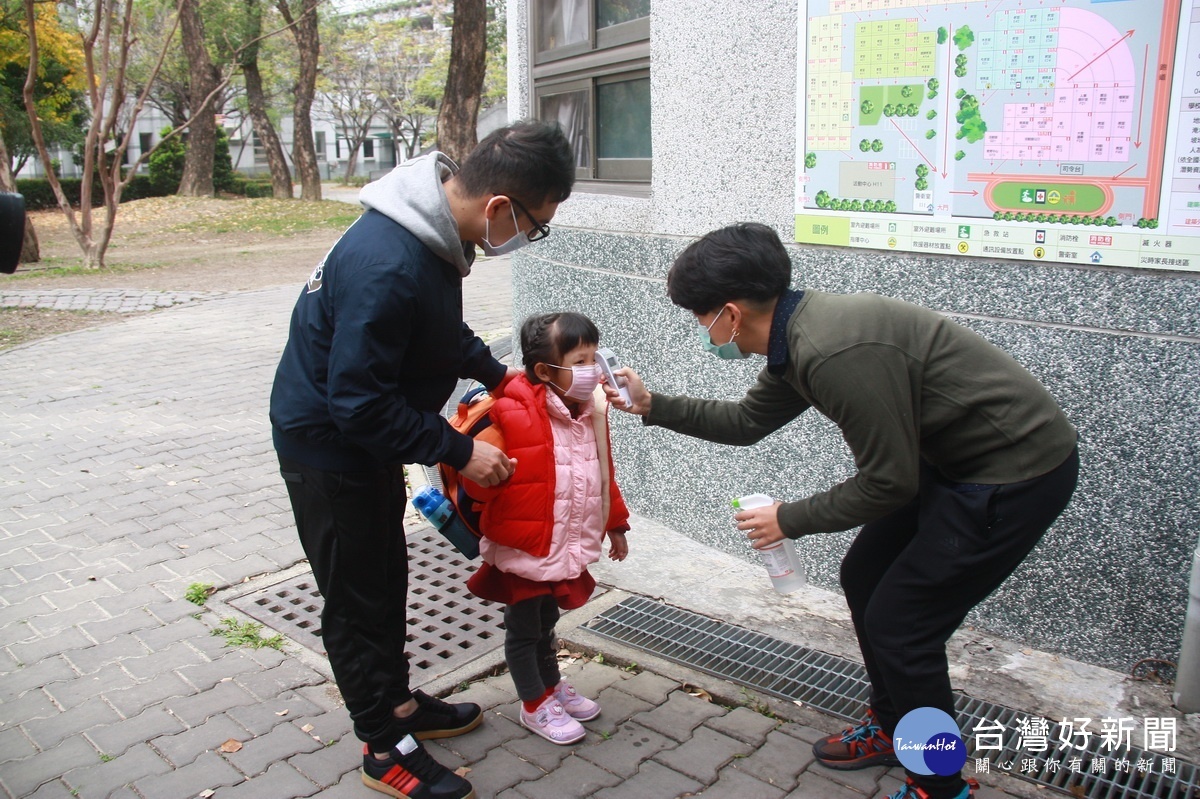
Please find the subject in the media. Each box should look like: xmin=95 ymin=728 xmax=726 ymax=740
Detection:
xmin=457 ymin=120 xmax=575 ymax=209
xmin=666 ymin=223 xmax=792 ymax=314
xmin=520 ymin=312 xmax=600 ymax=380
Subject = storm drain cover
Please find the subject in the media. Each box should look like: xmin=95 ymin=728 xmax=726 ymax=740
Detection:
xmin=230 ymin=527 xmax=505 ymax=680
xmin=586 ymin=596 xmax=1198 ymax=799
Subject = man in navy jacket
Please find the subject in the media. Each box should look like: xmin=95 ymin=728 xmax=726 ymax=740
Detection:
xmin=270 ymin=121 xmax=574 ymax=799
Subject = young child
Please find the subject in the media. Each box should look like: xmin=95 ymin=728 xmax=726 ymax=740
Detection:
xmin=465 ymin=311 xmax=630 ymax=745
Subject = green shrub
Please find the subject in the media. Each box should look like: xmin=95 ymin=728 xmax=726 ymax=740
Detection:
xmin=148 ymin=127 xmax=185 ymax=195
xmin=214 ymin=128 xmax=236 ymax=193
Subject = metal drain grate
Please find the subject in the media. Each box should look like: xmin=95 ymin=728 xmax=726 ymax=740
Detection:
xmin=230 ymin=527 xmax=505 ymax=679
xmin=585 ymin=596 xmax=1198 ymax=799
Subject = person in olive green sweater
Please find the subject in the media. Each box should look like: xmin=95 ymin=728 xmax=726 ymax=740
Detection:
xmin=609 ymin=223 xmax=1078 ymax=799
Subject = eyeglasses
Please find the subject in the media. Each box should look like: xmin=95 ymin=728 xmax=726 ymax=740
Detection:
xmin=507 ymin=196 xmax=552 ymax=242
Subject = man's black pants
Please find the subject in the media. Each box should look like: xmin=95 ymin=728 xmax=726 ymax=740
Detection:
xmin=279 ymin=455 xmax=411 ymax=753
xmin=841 ymin=448 xmax=1079 ymax=795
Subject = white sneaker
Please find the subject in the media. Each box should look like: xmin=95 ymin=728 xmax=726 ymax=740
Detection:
xmin=520 ymin=694 xmax=586 ymax=745
xmin=553 ymin=679 xmax=601 ymax=721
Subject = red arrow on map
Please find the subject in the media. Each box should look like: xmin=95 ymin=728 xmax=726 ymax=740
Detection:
xmin=1067 ymin=30 xmax=1134 ymax=82
xmin=950 ymin=190 xmax=980 ymax=196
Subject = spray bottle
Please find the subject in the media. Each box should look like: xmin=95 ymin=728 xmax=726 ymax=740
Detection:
xmin=732 ymin=494 xmax=806 ymax=594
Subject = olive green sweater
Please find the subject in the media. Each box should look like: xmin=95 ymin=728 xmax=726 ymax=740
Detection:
xmin=647 ymin=291 xmax=1077 ymax=538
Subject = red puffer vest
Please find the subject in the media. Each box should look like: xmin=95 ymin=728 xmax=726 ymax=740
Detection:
xmin=473 ymin=374 xmax=628 ymax=557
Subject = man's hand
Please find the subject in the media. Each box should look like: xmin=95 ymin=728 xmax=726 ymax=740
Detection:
xmin=734 ymin=501 xmax=785 ymax=549
xmin=460 ymin=438 xmax=515 ymax=487
xmin=607 ymin=531 xmax=629 ymax=561
xmin=606 ymin=367 xmax=651 ymax=415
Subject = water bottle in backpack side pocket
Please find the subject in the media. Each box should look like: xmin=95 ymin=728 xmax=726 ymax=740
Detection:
xmin=412 ymin=485 xmax=480 ymax=559
xmin=732 ymin=494 xmax=806 ymax=594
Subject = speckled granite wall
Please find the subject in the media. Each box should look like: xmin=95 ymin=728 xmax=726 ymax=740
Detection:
xmin=506 ymin=0 xmax=1200 ymax=670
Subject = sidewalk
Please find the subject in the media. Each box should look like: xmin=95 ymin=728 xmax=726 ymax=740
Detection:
xmin=0 ymin=259 xmax=1187 ymax=798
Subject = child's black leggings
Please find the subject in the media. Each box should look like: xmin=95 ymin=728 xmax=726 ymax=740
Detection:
xmin=504 ymin=594 xmax=562 ymax=702
xmin=841 ymin=448 xmax=1079 ymax=798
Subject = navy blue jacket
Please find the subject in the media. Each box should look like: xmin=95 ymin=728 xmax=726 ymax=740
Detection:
xmin=270 ymin=209 xmax=506 ymax=472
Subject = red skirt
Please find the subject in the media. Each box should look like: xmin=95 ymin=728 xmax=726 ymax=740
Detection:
xmin=467 ymin=562 xmax=596 ymax=610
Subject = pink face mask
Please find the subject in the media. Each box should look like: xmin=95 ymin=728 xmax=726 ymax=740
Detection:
xmin=547 ymin=363 xmax=602 ymax=401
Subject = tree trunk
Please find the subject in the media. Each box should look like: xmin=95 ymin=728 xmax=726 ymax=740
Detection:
xmin=0 ymin=132 xmax=39 ymax=263
xmin=240 ymin=0 xmax=292 ymax=199
xmin=278 ymin=0 xmax=321 ymax=200
xmin=177 ymin=0 xmax=218 ymax=196
xmin=437 ymin=0 xmax=487 ymax=165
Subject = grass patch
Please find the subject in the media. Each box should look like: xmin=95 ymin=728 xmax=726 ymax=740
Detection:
xmin=0 ymin=308 xmax=118 ymax=350
xmin=213 ymin=617 xmax=285 ymax=650
xmin=164 ymin=198 xmax=360 ymax=235
xmin=185 ymin=582 xmax=214 ymax=605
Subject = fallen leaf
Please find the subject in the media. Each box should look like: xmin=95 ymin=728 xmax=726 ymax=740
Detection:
xmin=454 ymin=767 xmax=472 ymax=777
xmin=557 ymin=648 xmax=571 ymax=658
xmin=685 ymin=686 xmax=713 ymax=702
xmin=301 ymin=723 xmax=314 ymax=733
xmin=275 ymin=709 xmax=290 ymax=716
xmin=218 ymin=739 xmax=242 ymax=753
xmin=199 ymin=791 xmax=215 ymax=798
xmin=792 ymin=700 xmax=804 ymax=708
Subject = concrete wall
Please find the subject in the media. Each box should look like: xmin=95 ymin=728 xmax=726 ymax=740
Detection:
xmin=505 ymin=0 xmax=1200 ymax=671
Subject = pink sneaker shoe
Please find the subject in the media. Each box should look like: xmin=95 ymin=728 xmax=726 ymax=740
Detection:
xmin=553 ymin=680 xmax=601 ymax=721
xmin=520 ymin=694 xmax=586 ymax=745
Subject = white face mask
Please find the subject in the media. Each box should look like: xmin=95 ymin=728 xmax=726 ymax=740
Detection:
xmin=547 ymin=363 xmax=602 ymax=402
xmin=481 ymin=202 xmax=531 ymax=256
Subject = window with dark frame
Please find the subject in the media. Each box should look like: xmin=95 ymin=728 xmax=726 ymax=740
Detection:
xmin=532 ymin=0 xmax=650 ymax=185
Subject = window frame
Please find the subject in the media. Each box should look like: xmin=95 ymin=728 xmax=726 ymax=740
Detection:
xmin=530 ymin=0 xmax=650 ymax=187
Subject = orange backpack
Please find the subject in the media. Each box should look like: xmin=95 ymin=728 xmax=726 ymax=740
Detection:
xmin=437 ymin=386 xmax=506 ymax=545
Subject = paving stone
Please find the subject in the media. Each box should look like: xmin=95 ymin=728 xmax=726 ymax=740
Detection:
xmin=44 ymin=665 xmax=135 ymax=709
xmin=132 ymin=749 xmax=245 ymax=799
xmin=786 ymin=770 xmax=874 ymax=798
xmin=557 ymin=658 xmax=629 ymax=699
xmin=632 ymin=690 xmax=728 ymax=742
xmin=215 ymin=760 xmax=323 ymax=799
xmin=0 ymin=725 xmax=39 ymax=764
xmin=692 ymin=766 xmax=789 ymax=798
xmin=819 ymin=762 xmax=890 ymax=795
xmin=592 ymin=759 xmax=705 ymax=799
xmin=449 ymin=679 xmax=519 ymax=713
xmin=151 ymin=713 xmax=249 ymax=768
xmin=288 ymin=732 xmax=361 ymax=788
xmin=780 ymin=721 xmax=835 ymax=745
xmin=103 ymin=671 xmax=195 ymax=717
xmin=21 ymin=696 xmax=123 ymax=749
xmin=500 ymin=726 xmax=577 ymax=772
xmin=612 ymin=670 xmax=678 ymax=704
xmin=575 ymin=720 xmax=676 ymax=777
xmin=437 ymin=711 xmax=526 ymax=763
xmin=120 ymin=640 xmax=204 ymax=681
xmin=569 ymin=683 xmax=654 ymax=737
xmin=63 ymin=633 xmax=149 ymax=675
xmin=234 ymin=659 xmax=326 ymax=701
xmin=23 ymin=778 xmax=77 ymax=799
xmin=462 ymin=744 xmax=547 ymax=799
xmin=134 ymin=615 xmax=211 ymax=652
xmin=652 ymin=725 xmax=752 ymax=783
xmin=704 ymin=705 xmax=781 ymax=745
xmin=219 ymin=688 xmax=322 ymax=735
xmin=162 ymin=678 xmax=260 ymax=726
xmin=0 ymin=656 xmax=77 ymax=702
xmin=722 ymin=727 xmax=815 ymax=792
xmin=510 ymin=753 xmax=622 ymax=799
xmin=60 ymin=741 xmax=172 ymax=799
xmin=291 ymin=707 xmax=353 ymax=747
xmin=86 ymin=707 xmax=186 ymax=758
xmin=222 ymin=719 xmax=328 ymax=777
xmin=78 ymin=608 xmax=157 ymax=644
xmin=0 ymin=689 xmax=61 ymax=732
xmin=176 ymin=648 xmax=265 ymax=691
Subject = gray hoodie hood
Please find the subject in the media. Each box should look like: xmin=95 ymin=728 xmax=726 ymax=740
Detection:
xmin=358 ymin=152 xmax=475 ymax=276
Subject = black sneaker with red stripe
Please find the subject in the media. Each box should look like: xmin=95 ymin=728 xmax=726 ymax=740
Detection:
xmin=362 ymin=735 xmax=475 ymax=799
xmin=812 ymin=708 xmax=901 ymax=770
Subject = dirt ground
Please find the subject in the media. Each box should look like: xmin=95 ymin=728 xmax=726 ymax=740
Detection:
xmin=1 ymin=198 xmax=354 ymax=349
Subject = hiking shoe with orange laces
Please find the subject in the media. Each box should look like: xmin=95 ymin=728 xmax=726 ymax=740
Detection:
xmin=812 ymin=709 xmax=901 ymax=770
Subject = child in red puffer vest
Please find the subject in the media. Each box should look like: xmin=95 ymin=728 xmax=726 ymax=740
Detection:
xmin=465 ymin=311 xmax=630 ymax=746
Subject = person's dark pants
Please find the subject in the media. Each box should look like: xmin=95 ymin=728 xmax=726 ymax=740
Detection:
xmin=278 ymin=455 xmax=412 ymax=753
xmin=504 ymin=595 xmax=562 ymax=702
xmin=840 ymin=448 xmax=1079 ymax=798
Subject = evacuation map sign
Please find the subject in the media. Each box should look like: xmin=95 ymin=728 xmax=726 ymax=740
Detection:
xmin=795 ymin=0 xmax=1200 ymax=271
